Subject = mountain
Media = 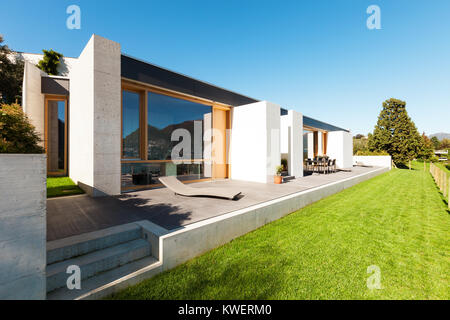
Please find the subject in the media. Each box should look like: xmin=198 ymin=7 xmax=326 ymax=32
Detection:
xmin=429 ymin=133 xmax=450 ymax=140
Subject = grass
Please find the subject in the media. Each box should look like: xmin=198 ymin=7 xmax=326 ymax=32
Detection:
xmin=110 ymin=162 xmax=449 ymax=300
xmin=434 ymin=161 xmax=450 ymax=175
xmin=47 ymin=177 xmax=84 ymax=198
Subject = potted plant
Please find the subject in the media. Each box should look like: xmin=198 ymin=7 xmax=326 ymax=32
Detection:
xmin=274 ymin=165 xmax=283 ymax=184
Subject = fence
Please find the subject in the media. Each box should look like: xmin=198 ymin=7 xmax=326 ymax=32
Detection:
xmin=429 ymin=162 xmax=450 ymax=209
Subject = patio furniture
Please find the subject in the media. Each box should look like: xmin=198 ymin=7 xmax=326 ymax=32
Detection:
xmin=159 ymin=176 xmax=241 ymax=200
xmin=305 ymin=158 xmax=314 ymax=172
xmin=330 ymin=159 xmax=336 ymax=173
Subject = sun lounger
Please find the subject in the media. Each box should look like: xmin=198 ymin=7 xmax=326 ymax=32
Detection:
xmin=158 ymin=176 xmax=241 ymax=200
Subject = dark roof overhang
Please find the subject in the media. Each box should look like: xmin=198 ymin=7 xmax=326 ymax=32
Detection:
xmin=121 ymin=54 xmax=258 ymax=106
xmin=41 ymin=76 xmax=69 ymax=96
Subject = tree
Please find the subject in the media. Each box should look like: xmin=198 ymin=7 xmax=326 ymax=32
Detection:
xmin=368 ymin=98 xmax=424 ymax=165
xmin=37 ymin=49 xmax=63 ymax=75
xmin=440 ymin=138 xmax=450 ymax=149
xmin=0 ymin=35 xmax=24 ymax=104
xmin=417 ymin=133 xmax=434 ymax=161
xmin=0 ymin=103 xmax=44 ymax=153
xmin=430 ymin=136 xmax=441 ymax=150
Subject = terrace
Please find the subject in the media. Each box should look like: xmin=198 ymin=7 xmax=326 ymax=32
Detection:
xmin=47 ymin=165 xmax=383 ymax=241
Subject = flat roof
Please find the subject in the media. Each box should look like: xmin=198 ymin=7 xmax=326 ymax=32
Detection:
xmin=121 ymin=54 xmax=259 ymax=107
xmin=121 ymin=54 xmax=348 ymax=132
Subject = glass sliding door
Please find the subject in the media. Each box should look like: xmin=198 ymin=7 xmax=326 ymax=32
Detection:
xmin=121 ymin=83 xmax=222 ymax=191
xmin=46 ymin=98 xmax=67 ymax=176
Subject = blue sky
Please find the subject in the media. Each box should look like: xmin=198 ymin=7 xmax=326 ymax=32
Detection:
xmin=1 ymin=0 xmax=449 ymax=135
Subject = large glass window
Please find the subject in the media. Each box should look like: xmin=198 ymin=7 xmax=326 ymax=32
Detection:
xmin=147 ymin=91 xmax=212 ymax=160
xmin=121 ymin=87 xmax=218 ymax=191
xmin=122 ymin=90 xmax=141 ymax=159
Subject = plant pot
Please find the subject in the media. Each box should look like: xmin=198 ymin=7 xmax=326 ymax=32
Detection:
xmin=274 ymin=175 xmax=282 ymax=184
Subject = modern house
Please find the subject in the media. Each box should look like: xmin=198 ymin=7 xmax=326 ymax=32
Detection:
xmin=21 ymin=34 xmax=353 ymax=196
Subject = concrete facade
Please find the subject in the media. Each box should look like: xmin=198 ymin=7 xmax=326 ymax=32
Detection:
xmin=230 ymin=101 xmax=281 ymax=183
xmin=0 ymin=154 xmax=46 ymax=300
xmin=280 ymin=110 xmax=303 ymax=177
xmin=22 ymin=61 xmax=46 ymax=145
xmin=327 ymin=130 xmax=353 ymax=169
xmin=69 ymin=34 xmax=121 ymax=196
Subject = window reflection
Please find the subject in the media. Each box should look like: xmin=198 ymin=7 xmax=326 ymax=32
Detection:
xmin=121 ymin=162 xmax=206 ymax=189
xmin=147 ymin=92 xmax=212 ymax=161
xmin=122 ymin=90 xmax=140 ymax=159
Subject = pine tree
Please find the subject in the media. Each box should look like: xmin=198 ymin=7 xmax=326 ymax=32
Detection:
xmin=368 ymin=98 xmax=424 ymax=165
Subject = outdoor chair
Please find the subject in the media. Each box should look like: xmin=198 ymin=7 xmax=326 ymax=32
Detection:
xmin=159 ymin=176 xmax=241 ymax=200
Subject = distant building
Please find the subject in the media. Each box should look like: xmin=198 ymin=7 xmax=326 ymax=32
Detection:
xmin=435 ymin=150 xmax=448 ymax=161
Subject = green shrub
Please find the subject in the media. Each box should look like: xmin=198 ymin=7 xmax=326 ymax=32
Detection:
xmin=37 ymin=49 xmax=63 ymax=75
xmin=0 ymin=103 xmax=44 ymax=153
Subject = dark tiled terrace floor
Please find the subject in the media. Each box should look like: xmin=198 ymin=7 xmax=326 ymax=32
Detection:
xmin=47 ymin=166 xmax=381 ymax=241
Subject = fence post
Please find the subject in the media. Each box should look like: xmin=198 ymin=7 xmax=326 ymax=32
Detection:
xmin=448 ymin=176 xmax=450 ymax=209
xmin=445 ymin=173 xmax=448 ymax=197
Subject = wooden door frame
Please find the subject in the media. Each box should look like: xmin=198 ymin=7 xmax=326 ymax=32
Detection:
xmin=44 ymin=95 xmax=68 ymax=176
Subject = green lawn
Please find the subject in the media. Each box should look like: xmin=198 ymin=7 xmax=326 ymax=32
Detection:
xmin=111 ymin=162 xmax=449 ymax=300
xmin=47 ymin=177 xmax=84 ymax=198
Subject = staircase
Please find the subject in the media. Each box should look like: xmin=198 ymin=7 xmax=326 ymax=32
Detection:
xmin=46 ymin=222 xmax=160 ymax=299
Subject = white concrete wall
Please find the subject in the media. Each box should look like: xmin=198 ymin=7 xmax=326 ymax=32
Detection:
xmin=70 ymin=34 xmax=121 ymax=196
xmin=230 ymin=101 xmax=281 ymax=183
xmin=69 ymin=36 xmax=95 ymax=191
xmin=353 ymin=156 xmax=392 ymax=169
xmin=327 ymin=131 xmax=353 ymax=169
xmin=22 ymin=61 xmax=46 ymax=145
xmin=0 ymin=154 xmax=46 ymax=299
xmin=280 ymin=110 xmax=303 ymax=177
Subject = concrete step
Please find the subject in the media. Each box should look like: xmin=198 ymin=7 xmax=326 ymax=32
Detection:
xmin=47 ymin=223 xmax=142 ymax=264
xmin=282 ymin=175 xmax=295 ymax=182
xmin=47 ymin=256 xmax=161 ymax=300
xmin=46 ymin=239 xmax=151 ymax=292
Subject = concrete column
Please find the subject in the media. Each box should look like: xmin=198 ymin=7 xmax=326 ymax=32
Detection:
xmin=307 ymin=132 xmax=314 ymax=159
xmin=22 ymin=62 xmax=45 ymax=146
xmin=280 ymin=110 xmax=303 ymax=177
xmin=318 ymin=131 xmax=323 ymax=155
xmin=70 ymin=35 xmax=121 ymax=196
xmin=230 ymin=101 xmax=281 ymax=183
